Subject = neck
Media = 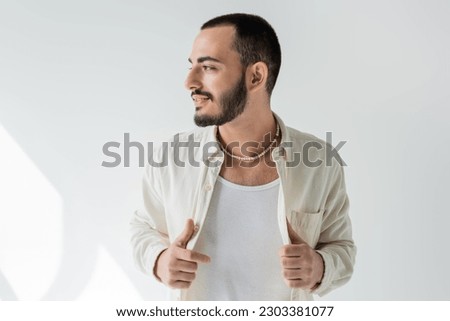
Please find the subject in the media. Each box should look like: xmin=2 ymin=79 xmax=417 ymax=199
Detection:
xmin=216 ymin=105 xmax=278 ymax=159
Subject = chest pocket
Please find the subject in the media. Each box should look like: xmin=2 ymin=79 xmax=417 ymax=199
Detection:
xmin=288 ymin=209 xmax=324 ymax=248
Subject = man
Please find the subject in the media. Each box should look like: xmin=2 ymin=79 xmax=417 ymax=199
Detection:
xmin=131 ymin=13 xmax=355 ymax=300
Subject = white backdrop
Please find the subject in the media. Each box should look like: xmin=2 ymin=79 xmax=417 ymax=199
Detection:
xmin=1 ymin=0 xmax=449 ymax=300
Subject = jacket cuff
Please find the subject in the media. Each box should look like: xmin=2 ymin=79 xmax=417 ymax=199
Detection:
xmin=147 ymin=243 xmax=169 ymax=282
xmin=310 ymin=250 xmax=334 ymax=296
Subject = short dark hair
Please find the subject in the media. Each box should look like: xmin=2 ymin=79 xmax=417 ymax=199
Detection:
xmin=201 ymin=13 xmax=282 ymax=96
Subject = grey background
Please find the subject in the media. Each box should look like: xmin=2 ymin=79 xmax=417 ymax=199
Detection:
xmin=0 ymin=0 xmax=449 ymax=300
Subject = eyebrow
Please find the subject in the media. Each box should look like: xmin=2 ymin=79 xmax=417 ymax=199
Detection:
xmin=188 ymin=56 xmax=222 ymax=64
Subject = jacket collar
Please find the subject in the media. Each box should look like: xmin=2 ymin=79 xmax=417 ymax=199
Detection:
xmin=195 ymin=111 xmax=291 ymax=162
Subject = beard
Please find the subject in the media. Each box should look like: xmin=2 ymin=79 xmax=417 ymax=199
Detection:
xmin=193 ymin=74 xmax=247 ymax=127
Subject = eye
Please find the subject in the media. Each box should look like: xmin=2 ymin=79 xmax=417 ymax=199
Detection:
xmin=202 ymin=65 xmax=216 ymax=71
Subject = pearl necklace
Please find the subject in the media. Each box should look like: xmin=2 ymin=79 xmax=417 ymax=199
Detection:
xmin=216 ymin=122 xmax=280 ymax=162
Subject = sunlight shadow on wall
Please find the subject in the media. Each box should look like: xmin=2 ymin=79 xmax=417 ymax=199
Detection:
xmin=78 ymin=246 xmax=141 ymax=300
xmin=0 ymin=123 xmax=63 ymax=300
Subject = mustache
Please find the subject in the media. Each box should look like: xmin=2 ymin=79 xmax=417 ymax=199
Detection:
xmin=191 ymin=89 xmax=213 ymax=100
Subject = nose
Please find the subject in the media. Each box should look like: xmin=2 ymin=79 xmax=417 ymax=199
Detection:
xmin=184 ymin=67 xmax=201 ymax=91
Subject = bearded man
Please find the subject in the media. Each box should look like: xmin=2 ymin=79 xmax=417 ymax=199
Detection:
xmin=131 ymin=13 xmax=356 ymax=301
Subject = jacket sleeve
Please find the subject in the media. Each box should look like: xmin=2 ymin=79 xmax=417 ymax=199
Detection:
xmin=130 ymin=162 xmax=170 ymax=279
xmin=312 ymin=164 xmax=356 ymax=296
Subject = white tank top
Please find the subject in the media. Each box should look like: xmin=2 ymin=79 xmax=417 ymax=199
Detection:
xmin=187 ymin=176 xmax=291 ymax=300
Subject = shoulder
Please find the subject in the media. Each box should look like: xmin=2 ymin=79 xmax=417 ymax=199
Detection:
xmin=285 ymin=126 xmax=326 ymax=146
xmin=283 ymin=126 xmax=345 ymax=171
xmin=157 ymin=126 xmax=214 ymax=146
xmin=147 ymin=126 xmax=216 ymax=171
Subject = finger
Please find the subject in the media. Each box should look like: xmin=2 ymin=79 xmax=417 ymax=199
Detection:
xmin=280 ymin=256 xmax=302 ymax=268
xmin=174 ymin=219 xmax=195 ymax=248
xmin=279 ymin=244 xmax=308 ymax=257
xmin=284 ymin=279 xmax=309 ymax=289
xmin=282 ymin=268 xmax=303 ymax=280
xmin=178 ymin=248 xmax=211 ymax=264
xmin=175 ymin=260 xmax=198 ymax=273
xmin=171 ymin=271 xmax=196 ymax=282
xmin=168 ymin=280 xmax=192 ymax=289
xmin=286 ymin=218 xmax=307 ymax=245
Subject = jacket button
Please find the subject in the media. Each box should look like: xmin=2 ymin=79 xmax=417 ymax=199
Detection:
xmin=204 ymin=184 xmax=212 ymax=191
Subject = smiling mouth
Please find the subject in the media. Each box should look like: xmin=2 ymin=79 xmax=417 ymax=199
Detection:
xmin=192 ymin=95 xmax=211 ymax=103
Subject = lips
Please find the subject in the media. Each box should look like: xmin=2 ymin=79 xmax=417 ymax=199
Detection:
xmin=192 ymin=95 xmax=210 ymax=103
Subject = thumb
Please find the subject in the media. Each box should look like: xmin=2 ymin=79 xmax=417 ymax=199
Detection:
xmin=287 ymin=219 xmax=306 ymax=245
xmin=174 ymin=219 xmax=195 ymax=248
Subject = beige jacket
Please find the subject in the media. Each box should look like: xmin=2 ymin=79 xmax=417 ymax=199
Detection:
xmin=131 ymin=114 xmax=356 ymax=300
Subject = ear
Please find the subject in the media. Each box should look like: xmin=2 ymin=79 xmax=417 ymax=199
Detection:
xmin=246 ymin=61 xmax=268 ymax=93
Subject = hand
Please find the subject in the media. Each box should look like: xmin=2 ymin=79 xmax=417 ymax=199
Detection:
xmin=279 ymin=219 xmax=324 ymax=290
xmin=155 ymin=219 xmax=210 ymax=289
